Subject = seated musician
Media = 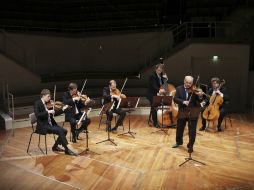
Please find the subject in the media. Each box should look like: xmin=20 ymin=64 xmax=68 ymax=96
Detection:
xmin=147 ymin=63 xmax=168 ymax=128
xmin=34 ymin=89 xmax=76 ymax=156
xmin=103 ymin=80 xmax=126 ymax=132
xmin=200 ymin=77 xmax=229 ymax=132
xmin=63 ymin=83 xmax=91 ymax=143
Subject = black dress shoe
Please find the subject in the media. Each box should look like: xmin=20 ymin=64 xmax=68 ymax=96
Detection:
xmin=172 ymin=143 xmax=182 ymax=148
xmin=111 ymin=127 xmax=118 ymax=131
xmin=52 ymin=146 xmax=65 ymax=152
xmin=65 ymin=149 xmax=77 ymax=156
xmin=217 ymin=126 xmax=222 ymax=132
xmin=199 ymin=127 xmax=206 ymax=131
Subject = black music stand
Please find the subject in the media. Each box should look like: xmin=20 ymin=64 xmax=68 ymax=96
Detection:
xmin=96 ymin=102 xmax=117 ymax=146
xmin=178 ymin=107 xmax=206 ymax=167
xmin=78 ymin=108 xmax=100 ymax=155
xmin=151 ymin=96 xmax=173 ymax=135
xmin=117 ymin=97 xmax=140 ymax=138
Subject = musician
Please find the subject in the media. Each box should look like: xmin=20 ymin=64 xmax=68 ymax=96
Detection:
xmin=199 ymin=77 xmax=229 ymax=132
xmin=34 ymin=89 xmax=76 ymax=156
xmin=147 ymin=63 xmax=167 ymax=127
xmin=172 ymin=76 xmax=203 ymax=153
xmin=63 ymin=83 xmax=91 ymax=143
xmin=103 ymin=80 xmax=126 ymax=132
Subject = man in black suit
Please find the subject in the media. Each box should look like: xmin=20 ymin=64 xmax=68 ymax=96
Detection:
xmin=103 ymin=80 xmax=126 ymax=132
xmin=147 ymin=63 xmax=167 ymax=127
xmin=63 ymin=83 xmax=91 ymax=143
xmin=172 ymin=76 xmax=203 ymax=153
xmin=34 ymin=89 xmax=76 ymax=156
xmin=199 ymin=77 xmax=229 ymax=132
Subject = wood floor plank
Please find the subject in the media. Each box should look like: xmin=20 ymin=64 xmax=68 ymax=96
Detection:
xmin=0 ymin=113 xmax=254 ymax=190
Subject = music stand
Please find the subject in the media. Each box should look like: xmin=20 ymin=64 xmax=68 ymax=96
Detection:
xmin=77 ymin=108 xmax=100 ymax=155
xmin=178 ymin=107 xmax=206 ymax=167
xmin=151 ymin=96 xmax=173 ymax=135
xmin=117 ymin=97 xmax=140 ymax=138
xmin=96 ymin=102 xmax=117 ymax=146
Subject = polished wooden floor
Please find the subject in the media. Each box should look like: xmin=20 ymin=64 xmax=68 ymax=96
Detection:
xmin=0 ymin=113 xmax=254 ymax=190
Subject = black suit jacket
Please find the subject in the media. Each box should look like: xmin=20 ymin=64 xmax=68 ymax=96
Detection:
xmin=203 ymin=87 xmax=229 ymax=108
xmin=62 ymin=91 xmax=84 ymax=119
xmin=174 ymin=85 xmax=202 ymax=110
xmin=103 ymin=86 xmax=120 ymax=110
xmin=34 ymin=99 xmax=63 ymax=135
xmin=147 ymin=71 xmax=165 ymax=102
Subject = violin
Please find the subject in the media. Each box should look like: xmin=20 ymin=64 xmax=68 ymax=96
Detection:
xmin=46 ymin=100 xmax=70 ymax=111
xmin=187 ymin=85 xmax=205 ymax=96
xmin=72 ymin=91 xmax=94 ymax=105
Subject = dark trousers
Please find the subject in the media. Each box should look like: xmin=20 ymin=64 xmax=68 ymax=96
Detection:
xmin=67 ymin=113 xmax=91 ymax=134
xmin=106 ymin=108 xmax=126 ymax=128
xmin=176 ymin=118 xmax=198 ymax=148
xmin=201 ymin=107 xmax=227 ymax=128
xmin=149 ymin=99 xmax=157 ymax=126
xmin=47 ymin=125 xmax=68 ymax=149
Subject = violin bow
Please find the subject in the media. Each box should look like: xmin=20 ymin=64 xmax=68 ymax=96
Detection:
xmin=80 ymin=78 xmax=87 ymax=94
xmin=120 ymin=77 xmax=128 ymax=93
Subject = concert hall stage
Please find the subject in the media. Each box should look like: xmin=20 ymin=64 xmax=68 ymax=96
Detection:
xmin=0 ymin=114 xmax=254 ymax=190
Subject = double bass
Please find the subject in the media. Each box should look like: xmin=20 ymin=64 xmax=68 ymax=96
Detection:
xmin=202 ymin=80 xmax=226 ymax=122
xmin=157 ymin=72 xmax=178 ymax=127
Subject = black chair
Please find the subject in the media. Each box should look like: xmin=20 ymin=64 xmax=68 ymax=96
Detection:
xmin=27 ymin=113 xmax=55 ymax=155
xmin=98 ymin=104 xmax=124 ymax=131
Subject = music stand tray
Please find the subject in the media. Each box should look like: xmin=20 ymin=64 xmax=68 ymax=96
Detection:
xmin=152 ymin=96 xmax=173 ymax=135
xmin=178 ymin=106 xmax=206 ymax=166
xmin=96 ymin=102 xmax=117 ymax=146
xmin=117 ymin=97 xmax=140 ymax=138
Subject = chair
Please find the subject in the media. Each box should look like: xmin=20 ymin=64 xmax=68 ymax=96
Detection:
xmin=98 ymin=105 xmax=124 ymax=131
xmin=27 ymin=113 xmax=50 ymax=154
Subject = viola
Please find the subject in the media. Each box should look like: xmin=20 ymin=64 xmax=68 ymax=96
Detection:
xmin=110 ymin=87 xmax=126 ymax=99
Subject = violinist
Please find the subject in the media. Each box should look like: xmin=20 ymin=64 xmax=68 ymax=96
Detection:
xmin=147 ymin=63 xmax=167 ymax=128
xmin=172 ymin=76 xmax=203 ymax=153
xmin=199 ymin=77 xmax=229 ymax=132
xmin=103 ymin=80 xmax=126 ymax=132
xmin=63 ymin=83 xmax=91 ymax=143
xmin=34 ymin=89 xmax=76 ymax=156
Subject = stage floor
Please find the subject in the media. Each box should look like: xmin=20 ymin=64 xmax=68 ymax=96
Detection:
xmin=0 ymin=114 xmax=254 ymax=190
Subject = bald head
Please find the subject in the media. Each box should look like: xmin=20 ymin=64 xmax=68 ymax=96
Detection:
xmin=184 ymin=75 xmax=194 ymax=89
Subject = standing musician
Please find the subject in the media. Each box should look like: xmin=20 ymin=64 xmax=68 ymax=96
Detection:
xmin=63 ymin=83 xmax=91 ymax=143
xmin=199 ymin=77 xmax=229 ymax=132
xmin=172 ymin=76 xmax=203 ymax=153
xmin=103 ymin=80 xmax=126 ymax=132
xmin=34 ymin=89 xmax=76 ymax=156
xmin=147 ymin=63 xmax=168 ymax=128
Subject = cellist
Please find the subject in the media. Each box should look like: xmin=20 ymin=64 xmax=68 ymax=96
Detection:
xmin=199 ymin=77 xmax=229 ymax=132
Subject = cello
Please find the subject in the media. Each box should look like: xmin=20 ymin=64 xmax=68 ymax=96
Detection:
xmin=157 ymin=71 xmax=178 ymax=127
xmin=202 ymin=80 xmax=226 ymax=122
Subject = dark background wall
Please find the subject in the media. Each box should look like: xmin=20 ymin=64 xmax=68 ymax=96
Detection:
xmin=0 ymin=37 xmax=250 ymax=112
